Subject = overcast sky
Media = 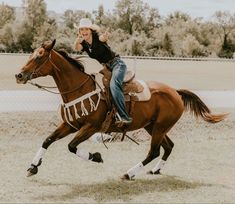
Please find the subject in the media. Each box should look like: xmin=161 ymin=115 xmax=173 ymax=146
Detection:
xmin=1 ymin=0 xmax=235 ymax=19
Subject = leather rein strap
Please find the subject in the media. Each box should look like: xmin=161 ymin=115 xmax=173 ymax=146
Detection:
xmin=28 ymin=51 xmax=91 ymax=95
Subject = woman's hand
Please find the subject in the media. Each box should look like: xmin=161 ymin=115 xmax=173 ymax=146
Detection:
xmin=74 ymin=34 xmax=84 ymax=51
xmin=77 ymin=34 xmax=84 ymax=44
xmin=99 ymin=30 xmax=109 ymax=42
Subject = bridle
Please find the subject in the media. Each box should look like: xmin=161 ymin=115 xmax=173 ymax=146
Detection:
xmin=28 ymin=49 xmax=91 ymax=95
xmin=30 ymin=52 xmax=53 ymax=80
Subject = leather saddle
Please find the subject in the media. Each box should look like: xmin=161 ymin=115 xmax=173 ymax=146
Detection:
xmin=94 ymin=66 xmax=151 ymax=132
xmin=100 ymin=66 xmax=145 ymax=98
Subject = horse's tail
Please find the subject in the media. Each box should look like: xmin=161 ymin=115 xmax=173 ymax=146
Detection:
xmin=177 ymin=89 xmax=228 ymax=123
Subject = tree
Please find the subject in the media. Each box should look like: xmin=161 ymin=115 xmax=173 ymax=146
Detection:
xmin=142 ymin=7 xmax=161 ymax=36
xmin=93 ymin=5 xmax=104 ymax=25
xmin=0 ymin=3 xmax=15 ymax=29
xmin=32 ymin=18 xmax=58 ymax=48
xmin=213 ymin=11 xmax=235 ymax=58
xmin=23 ymin=0 xmax=47 ymax=32
xmin=114 ymin=0 xmax=149 ymax=35
xmin=0 ymin=26 xmax=15 ymax=52
xmin=16 ymin=22 xmax=35 ymax=52
xmin=162 ymin=33 xmax=174 ymax=56
xmin=181 ymin=34 xmax=204 ymax=57
xmin=63 ymin=9 xmax=91 ymax=30
xmin=16 ymin=0 xmax=48 ymax=52
xmin=166 ymin=11 xmax=191 ymax=24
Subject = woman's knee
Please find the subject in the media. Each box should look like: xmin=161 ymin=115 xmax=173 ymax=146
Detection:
xmin=110 ymin=80 xmax=116 ymax=92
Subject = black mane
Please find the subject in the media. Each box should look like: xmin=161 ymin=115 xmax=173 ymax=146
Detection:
xmin=56 ymin=50 xmax=85 ymax=72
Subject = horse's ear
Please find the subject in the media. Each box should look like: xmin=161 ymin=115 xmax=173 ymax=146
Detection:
xmin=51 ymin=39 xmax=56 ymax=48
xmin=44 ymin=39 xmax=56 ymax=51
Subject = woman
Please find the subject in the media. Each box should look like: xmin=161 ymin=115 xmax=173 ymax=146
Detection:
xmin=74 ymin=18 xmax=132 ymax=125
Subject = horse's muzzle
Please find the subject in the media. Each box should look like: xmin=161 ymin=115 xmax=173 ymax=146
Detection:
xmin=15 ymin=72 xmax=30 ymax=84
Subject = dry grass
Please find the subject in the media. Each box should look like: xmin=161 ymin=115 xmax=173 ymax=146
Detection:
xmin=29 ymin=176 xmax=205 ymax=202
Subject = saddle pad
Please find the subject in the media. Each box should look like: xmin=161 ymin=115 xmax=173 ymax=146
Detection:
xmin=93 ymin=73 xmax=151 ymax=102
xmin=124 ymin=70 xmax=135 ymax=83
xmin=127 ymin=80 xmax=151 ymax=101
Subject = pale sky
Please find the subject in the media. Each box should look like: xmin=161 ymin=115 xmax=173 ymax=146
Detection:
xmin=1 ymin=0 xmax=235 ymax=19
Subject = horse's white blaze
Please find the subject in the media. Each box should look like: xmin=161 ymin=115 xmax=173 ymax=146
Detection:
xmin=151 ymin=159 xmax=166 ymax=173
xmin=76 ymin=149 xmax=90 ymax=161
xmin=32 ymin=49 xmax=39 ymax=59
xmin=127 ymin=162 xmax=144 ymax=179
xmin=32 ymin=147 xmax=46 ymax=166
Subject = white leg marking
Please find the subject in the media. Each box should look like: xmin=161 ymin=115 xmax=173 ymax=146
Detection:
xmin=76 ymin=148 xmax=90 ymax=161
xmin=151 ymin=159 xmax=166 ymax=173
xmin=127 ymin=162 xmax=144 ymax=179
xmin=32 ymin=147 xmax=46 ymax=166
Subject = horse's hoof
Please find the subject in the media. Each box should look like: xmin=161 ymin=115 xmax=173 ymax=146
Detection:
xmin=120 ymin=174 xmax=134 ymax=181
xmin=92 ymin=152 xmax=103 ymax=163
xmin=147 ymin=169 xmax=161 ymax=175
xmin=147 ymin=170 xmax=154 ymax=175
xmin=27 ymin=171 xmax=36 ymax=177
xmin=26 ymin=165 xmax=38 ymax=177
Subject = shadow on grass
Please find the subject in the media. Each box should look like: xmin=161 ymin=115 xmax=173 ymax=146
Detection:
xmin=30 ymin=175 xmax=211 ymax=202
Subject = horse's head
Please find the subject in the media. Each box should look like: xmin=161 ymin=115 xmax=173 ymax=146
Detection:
xmin=15 ymin=39 xmax=56 ymax=84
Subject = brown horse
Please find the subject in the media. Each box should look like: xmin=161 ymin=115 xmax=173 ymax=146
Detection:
xmin=15 ymin=40 xmax=227 ymax=180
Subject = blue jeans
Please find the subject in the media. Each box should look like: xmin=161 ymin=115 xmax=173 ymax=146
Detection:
xmin=109 ymin=57 xmax=131 ymax=120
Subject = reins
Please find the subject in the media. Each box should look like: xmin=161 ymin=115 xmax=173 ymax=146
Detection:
xmin=28 ymin=81 xmax=59 ymax=94
xmin=28 ymin=75 xmax=90 ymax=95
xmin=28 ymin=50 xmax=91 ymax=95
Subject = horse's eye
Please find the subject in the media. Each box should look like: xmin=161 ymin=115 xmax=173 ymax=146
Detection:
xmin=38 ymin=50 xmax=44 ymax=57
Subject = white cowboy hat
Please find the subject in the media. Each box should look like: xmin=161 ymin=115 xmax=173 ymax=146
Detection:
xmin=74 ymin=18 xmax=100 ymax=31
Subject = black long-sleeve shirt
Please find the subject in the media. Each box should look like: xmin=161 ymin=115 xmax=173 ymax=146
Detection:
xmin=81 ymin=32 xmax=116 ymax=64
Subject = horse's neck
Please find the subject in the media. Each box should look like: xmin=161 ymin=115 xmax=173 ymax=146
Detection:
xmin=50 ymin=52 xmax=94 ymax=103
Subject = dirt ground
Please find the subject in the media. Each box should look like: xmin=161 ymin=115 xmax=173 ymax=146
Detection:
xmin=0 ymin=55 xmax=235 ymax=203
xmin=0 ymin=108 xmax=234 ymax=203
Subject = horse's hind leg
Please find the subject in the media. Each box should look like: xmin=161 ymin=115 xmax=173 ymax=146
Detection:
xmin=148 ymin=135 xmax=174 ymax=175
xmin=162 ymin=135 xmax=174 ymax=161
xmin=121 ymin=123 xmax=166 ymax=180
xmin=144 ymin=124 xmax=174 ymax=174
xmin=27 ymin=122 xmax=76 ymax=177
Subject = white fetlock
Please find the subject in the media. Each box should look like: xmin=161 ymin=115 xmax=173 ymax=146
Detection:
xmin=32 ymin=147 xmax=46 ymax=166
xmin=76 ymin=149 xmax=90 ymax=161
xmin=127 ymin=162 xmax=144 ymax=179
xmin=151 ymin=159 xmax=166 ymax=174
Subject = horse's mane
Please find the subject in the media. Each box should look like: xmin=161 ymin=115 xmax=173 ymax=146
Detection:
xmin=56 ymin=49 xmax=85 ymax=72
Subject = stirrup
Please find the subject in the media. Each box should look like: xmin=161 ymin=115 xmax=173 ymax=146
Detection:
xmin=115 ymin=119 xmax=132 ymax=126
xmin=115 ymin=113 xmax=132 ymax=127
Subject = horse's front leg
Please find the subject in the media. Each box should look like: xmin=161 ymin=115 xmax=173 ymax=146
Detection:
xmin=68 ymin=124 xmax=103 ymax=163
xmin=27 ymin=122 xmax=76 ymax=177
